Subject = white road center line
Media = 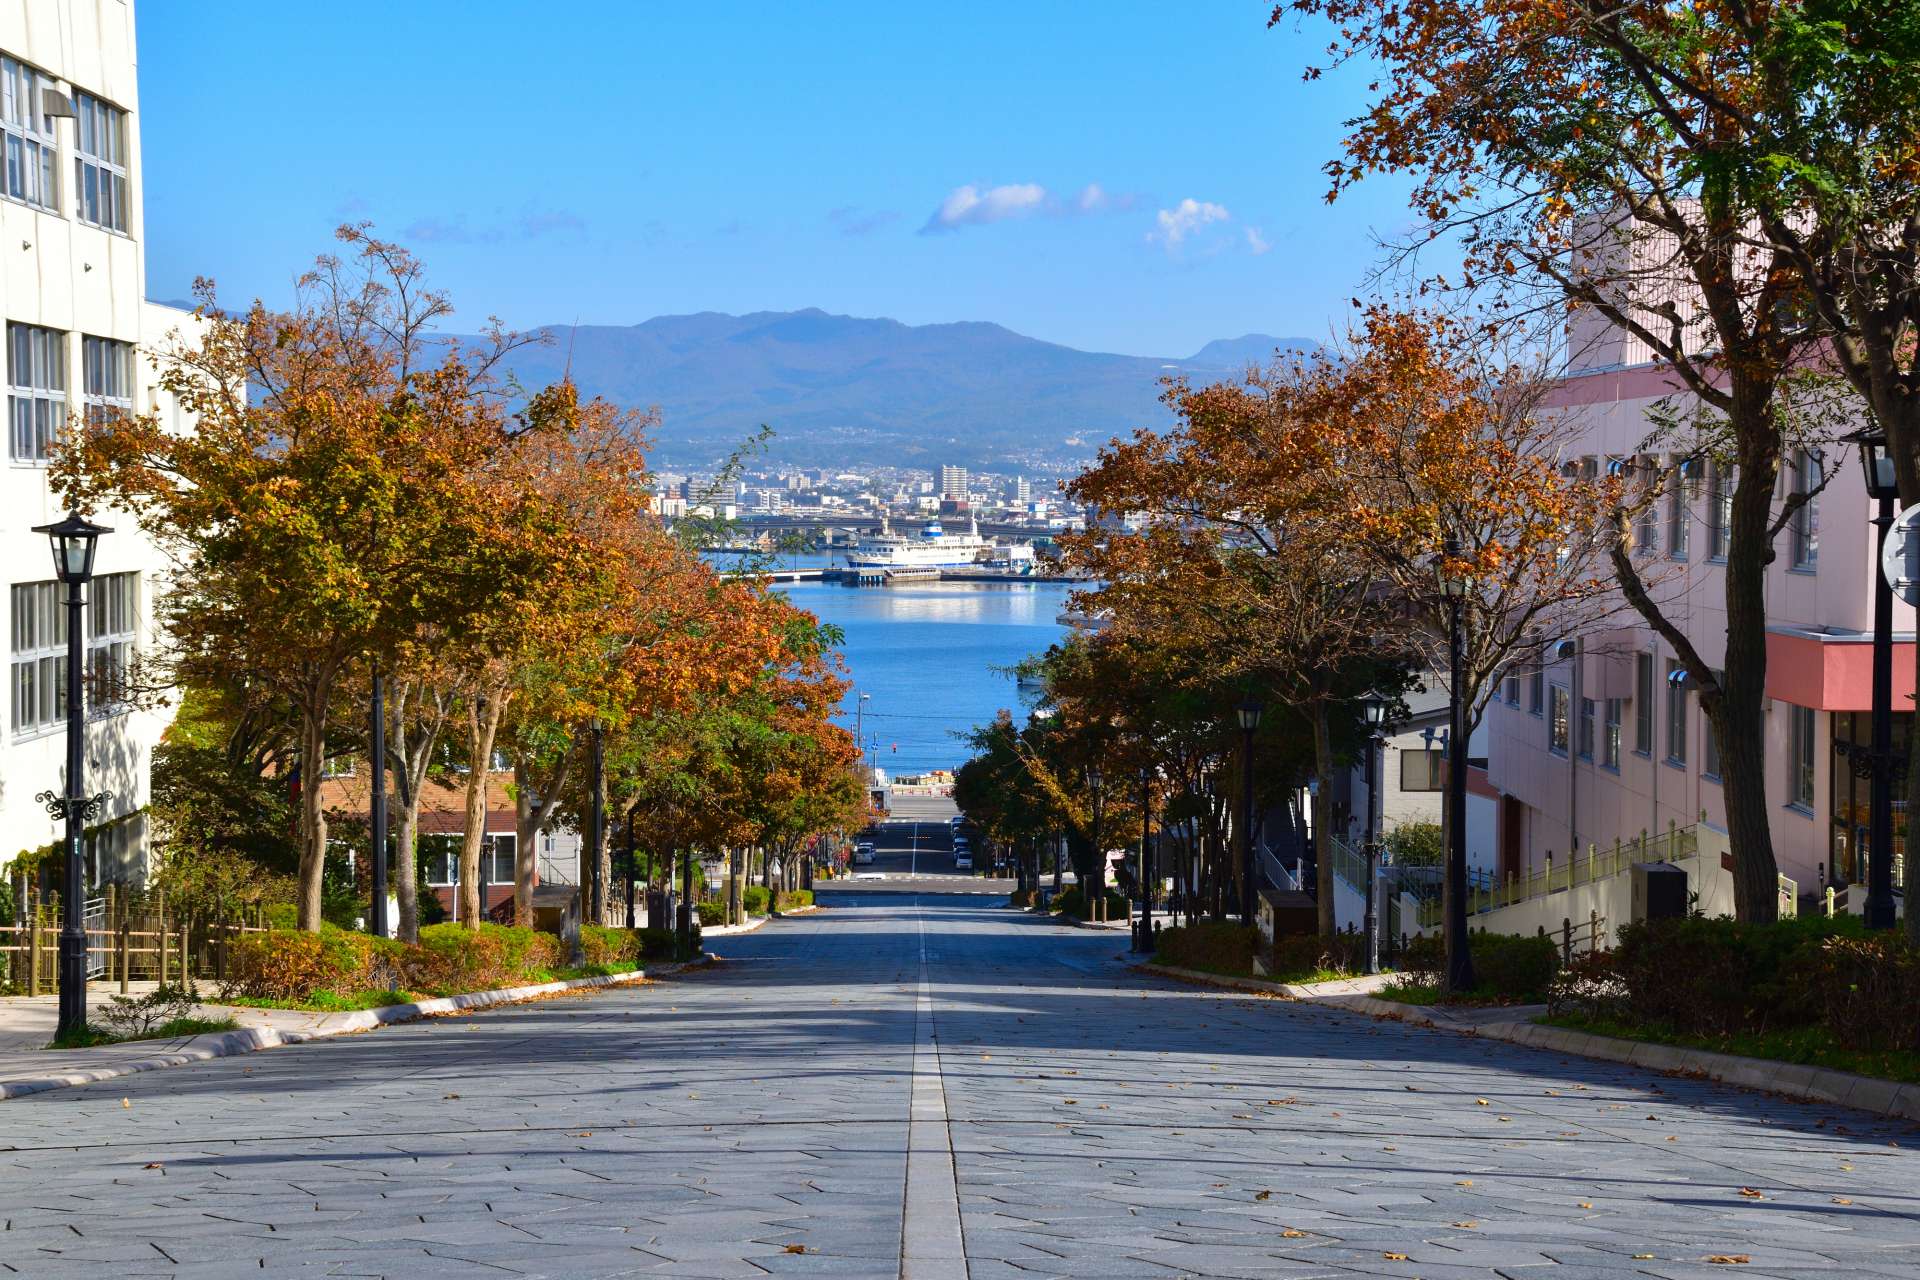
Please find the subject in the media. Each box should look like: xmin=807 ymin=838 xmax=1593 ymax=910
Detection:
xmin=900 ymin=903 xmax=967 ymax=1280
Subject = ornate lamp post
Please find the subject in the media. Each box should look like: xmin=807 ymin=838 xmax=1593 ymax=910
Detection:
xmin=1361 ymin=695 xmax=1390 ymax=974
xmin=31 ymin=513 xmax=110 ymax=1042
xmin=1134 ymin=765 xmax=1153 ymax=953
xmin=1850 ymin=429 xmax=1901 ymax=929
xmin=1085 ymin=767 xmax=1105 ymax=917
xmin=1436 ymin=538 xmax=1477 ymax=993
xmin=1236 ymin=699 xmax=1263 ymax=925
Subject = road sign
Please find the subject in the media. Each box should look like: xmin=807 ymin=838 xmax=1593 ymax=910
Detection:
xmin=1883 ymin=507 xmax=1920 ymax=606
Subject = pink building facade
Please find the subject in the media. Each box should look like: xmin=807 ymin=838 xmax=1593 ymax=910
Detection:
xmin=1484 ymin=360 xmax=1911 ymax=906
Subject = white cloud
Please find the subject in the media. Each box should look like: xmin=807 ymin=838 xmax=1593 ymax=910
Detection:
xmin=1245 ymin=226 xmax=1271 ymax=255
xmin=921 ymin=183 xmax=1049 ymax=233
xmin=1150 ymin=198 xmax=1232 ymax=249
xmin=1074 ymin=183 xmax=1109 ymax=212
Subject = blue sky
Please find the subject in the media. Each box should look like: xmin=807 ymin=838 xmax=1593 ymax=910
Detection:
xmin=137 ymin=3 xmax=1408 ymax=358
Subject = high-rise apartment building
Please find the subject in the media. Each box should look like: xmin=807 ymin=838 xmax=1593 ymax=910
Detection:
xmin=2 ymin=2 xmax=194 ymax=890
xmin=1012 ymin=476 xmax=1031 ymax=504
xmin=939 ymin=464 xmax=968 ymax=499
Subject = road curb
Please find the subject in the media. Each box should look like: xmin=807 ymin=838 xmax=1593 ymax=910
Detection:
xmin=701 ymin=914 xmax=773 ymax=936
xmin=1137 ymin=961 xmax=1311 ymax=996
xmin=0 ymin=962 xmax=702 ymax=1102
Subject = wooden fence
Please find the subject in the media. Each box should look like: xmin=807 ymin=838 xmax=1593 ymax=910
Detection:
xmin=3 ymin=884 xmax=270 ymax=995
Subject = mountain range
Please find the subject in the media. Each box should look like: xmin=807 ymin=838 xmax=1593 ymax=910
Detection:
xmin=482 ymin=309 xmax=1316 ymax=468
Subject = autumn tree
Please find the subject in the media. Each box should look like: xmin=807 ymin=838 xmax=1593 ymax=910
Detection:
xmin=1282 ymin=0 xmax=1840 ymax=920
xmin=57 ymin=228 xmax=541 ymax=931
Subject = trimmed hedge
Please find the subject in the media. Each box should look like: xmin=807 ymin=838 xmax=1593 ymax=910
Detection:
xmin=1051 ymin=885 xmax=1129 ymax=921
xmin=696 ymin=901 xmax=726 ymax=927
xmin=1549 ymin=914 xmax=1891 ymax=1043
xmin=742 ymin=885 xmax=772 ymax=916
xmin=1155 ymin=921 xmax=1259 ymax=975
xmin=1404 ymin=931 xmax=1558 ymax=1001
xmin=227 ymin=922 xmax=562 ymax=1002
xmin=775 ymin=888 xmax=813 ymax=912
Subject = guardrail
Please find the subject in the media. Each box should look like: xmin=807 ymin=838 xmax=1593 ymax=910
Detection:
xmin=1416 ymin=818 xmax=1706 ymax=929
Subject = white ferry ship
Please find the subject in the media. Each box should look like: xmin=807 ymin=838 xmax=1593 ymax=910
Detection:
xmin=845 ymin=516 xmax=995 ymax=570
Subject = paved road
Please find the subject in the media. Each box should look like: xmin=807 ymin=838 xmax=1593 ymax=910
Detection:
xmin=4 ymin=897 xmax=1919 ymax=1278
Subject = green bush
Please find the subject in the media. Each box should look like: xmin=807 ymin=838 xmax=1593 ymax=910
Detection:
xmin=1808 ymin=935 xmax=1920 ymax=1052
xmin=406 ymin=923 xmax=563 ymax=995
xmin=1384 ymin=821 xmax=1444 ymax=867
xmin=1402 ymin=930 xmax=1558 ymax=1001
xmin=1607 ymin=914 xmax=1861 ymax=1036
xmin=775 ymin=888 xmax=813 ymax=912
xmin=226 ymin=926 xmax=376 ymax=1002
xmin=696 ymin=901 xmax=725 ymax=927
xmin=1268 ymin=931 xmax=1367 ymax=979
xmin=742 ymin=885 xmax=772 ymax=916
xmin=1156 ymin=921 xmax=1259 ymax=975
xmin=1051 ymin=886 xmax=1129 ymax=920
xmin=636 ymin=927 xmax=679 ymax=960
xmin=581 ymin=925 xmax=643 ymax=967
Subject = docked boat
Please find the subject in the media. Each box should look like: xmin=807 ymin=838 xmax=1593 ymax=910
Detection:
xmin=845 ymin=516 xmax=994 ymax=570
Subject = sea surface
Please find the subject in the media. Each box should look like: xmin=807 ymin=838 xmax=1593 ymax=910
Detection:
xmin=756 ymin=552 xmax=1072 ymax=775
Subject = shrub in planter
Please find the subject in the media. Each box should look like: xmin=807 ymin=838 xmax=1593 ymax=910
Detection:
xmin=1399 ymin=930 xmax=1556 ymax=1000
xmin=1610 ymin=915 xmax=1859 ymax=1036
xmin=742 ymin=885 xmax=772 ymax=916
xmin=1472 ymin=932 xmax=1558 ymax=1001
xmin=225 ymin=926 xmax=373 ymax=1002
xmin=1052 ymin=886 xmax=1129 ymax=921
xmin=1807 ymin=935 xmax=1920 ymax=1052
xmin=581 ymin=925 xmax=643 ymax=967
xmin=408 ymin=923 xmax=562 ymax=995
xmin=1156 ymin=921 xmax=1259 ymax=975
xmin=695 ymin=901 xmax=726 ymax=927
xmin=636 ymin=927 xmax=679 ymax=960
xmin=775 ymin=888 xmax=813 ymax=912
xmin=1267 ymin=931 xmax=1368 ymax=979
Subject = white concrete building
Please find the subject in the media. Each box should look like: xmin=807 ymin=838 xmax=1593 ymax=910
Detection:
xmin=2 ymin=2 xmax=189 ymax=891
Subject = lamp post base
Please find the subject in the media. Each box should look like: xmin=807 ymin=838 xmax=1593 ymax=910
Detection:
xmin=56 ymin=929 xmax=90 ymax=1039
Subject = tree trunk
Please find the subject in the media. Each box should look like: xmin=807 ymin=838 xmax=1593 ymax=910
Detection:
xmin=511 ymin=742 xmax=575 ymax=926
xmin=459 ymin=692 xmax=506 ymax=927
xmin=296 ymin=703 xmax=329 ymax=932
xmin=1311 ymin=703 xmax=1337 ymax=941
xmin=395 ymin=803 xmax=420 ymax=942
xmin=1720 ymin=430 xmax=1783 ymax=923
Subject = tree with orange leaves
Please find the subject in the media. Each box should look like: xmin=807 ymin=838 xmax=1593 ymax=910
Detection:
xmin=55 ymin=228 xmax=562 ymax=932
xmin=1279 ymin=0 xmax=1854 ymax=920
xmin=1069 ymin=307 xmax=1614 ymax=978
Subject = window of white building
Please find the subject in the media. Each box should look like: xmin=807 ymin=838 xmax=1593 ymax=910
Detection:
xmin=1549 ymin=685 xmax=1570 ymax=754
xmin=1634 ymin=652 xmax=1654 ymax=755
xmin=1666 ymin=660 xmax=1688 ymax=764
xmin=1604 ymin=697 xmax=1623 ymax=769
xmin=1790 ymin=448 xmax=1820 ymax=570
xmin=1707 ymin=460 xmax=1733 ymax=561
xmin=1529 ymin=669 xmax=1544 ymax=716
xmin=74 ymin=91 xmax=129 ymax=232
xmin=1667 ymin=461 xmax=1691 ymax=560
xmin=86 ymin=571 xmax=135 ymax=710
xmin=1400 ymin=749 xmax=1444 ymax=792
xmin=0 ymin=55 xmax=57 ymax=212
xmin=9 ymin=323 xmax=66 ymax=462
xmin=1578 ymin=695 xmax=1595 ymax=760
xmin=82 ymin=335 xmax=133 ymax=424
xmin=10 ymin=580 xmax=65 ymax=733
xmin=1790 ymin=704 xmax=1816 ymax=810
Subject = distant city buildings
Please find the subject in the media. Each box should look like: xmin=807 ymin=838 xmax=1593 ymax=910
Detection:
xmin=939 ymin=465 xmax=969 ymax=500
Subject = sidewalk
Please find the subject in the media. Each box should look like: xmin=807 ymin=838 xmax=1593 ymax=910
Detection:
xmin=0 ymin=966 xmax=678 ymax=1100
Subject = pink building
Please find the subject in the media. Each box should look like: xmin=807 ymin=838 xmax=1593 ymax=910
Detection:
xmin=1485 ymin=354 xmax=1909 ymax=908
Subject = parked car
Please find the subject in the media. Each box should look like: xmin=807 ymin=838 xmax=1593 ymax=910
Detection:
xmin=954 ymin=850 xmax=973 ymax=871
xmin=854 ymin=842 xmax=876 ymax=866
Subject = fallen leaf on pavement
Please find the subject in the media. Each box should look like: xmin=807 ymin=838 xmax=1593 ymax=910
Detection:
xmin=1738 ymin=1187 xmax=1764 ymax=1199
xmin=1254 ymin=1190 xmax=1271 ymax=1201
xmin=784 ymin=1244 xmax=807 ymax=1254
xmin=1833 ymin=1197 xmax=1853 ymax=1206
xmin=1705 ymin=1255 xmax=1750 ymax=1265
xmin=1384 ymin=1253 xmax=1409 ymax=1261
xmin=121 ymin=1098 xmax=130 ymax=1108
xmin=1451 ymin=1221 xmax=1477 ymax=1229
xmin=1475 ymin=1098 xmax=1490 ymax=1106
xmin=443 ymin=1093 xmax=460 ymax=1100
xmin=143 ymin=1162 xmax=162 ymax=1169
xmin=1281 ymin=1228 xmax=1305 ymax=1238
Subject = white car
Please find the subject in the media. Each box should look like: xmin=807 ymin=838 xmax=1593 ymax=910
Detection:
xmin=954 ymin=850 xmax=973 ymax=870
xmin=853 ymin=842 xmax=876 ymax=866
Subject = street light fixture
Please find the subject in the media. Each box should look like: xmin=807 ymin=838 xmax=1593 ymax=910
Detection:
xmin=1236 ymin=699 xmax=1263 ymax=925
xmin=1361 ymin=695 xmax=1391 ymax=974
xmin=1134 ymin=765 xmax=1153 ymax=953
xmin=31 ymin=512 xmax=111 ymax=1042
xmin=1848 ymin=427 xmax=1900 ymax=929
xmin=1434 ymin=537 xmax=1477 ymax=993
xmin=1085 ymin=767 xmax=1105 ymax=918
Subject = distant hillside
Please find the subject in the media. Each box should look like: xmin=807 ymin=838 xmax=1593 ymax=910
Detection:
xmin=484 ymin=309 xmax=1316 ymax=467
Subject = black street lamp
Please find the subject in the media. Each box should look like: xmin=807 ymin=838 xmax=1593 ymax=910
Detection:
xmin=625 ymin=807 xmax=638 ymax=929
xmin=368 ymin=662 xmax=388 ymax=938
xmin=1362 ymin=695 xmax=1390 ymax=974
xmin=1851 ymin=429 xmax=1901 ymax=929
xmin=1436 ymin=538 xmax=1477 ymax=993
xmin=1236 ymin=698 xmax=1263 ymax=925
xmin=1134 ymin=765 xmax=1153 ymax=953
xmin=1086 ymin=766 xmax=1105 ymax=918
xmin=32 ymin=512 xmax=111 ymax=1042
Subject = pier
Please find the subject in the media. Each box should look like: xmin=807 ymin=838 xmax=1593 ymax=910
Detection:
xmin=724 ymin=565 xmax=1083 ymax=587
